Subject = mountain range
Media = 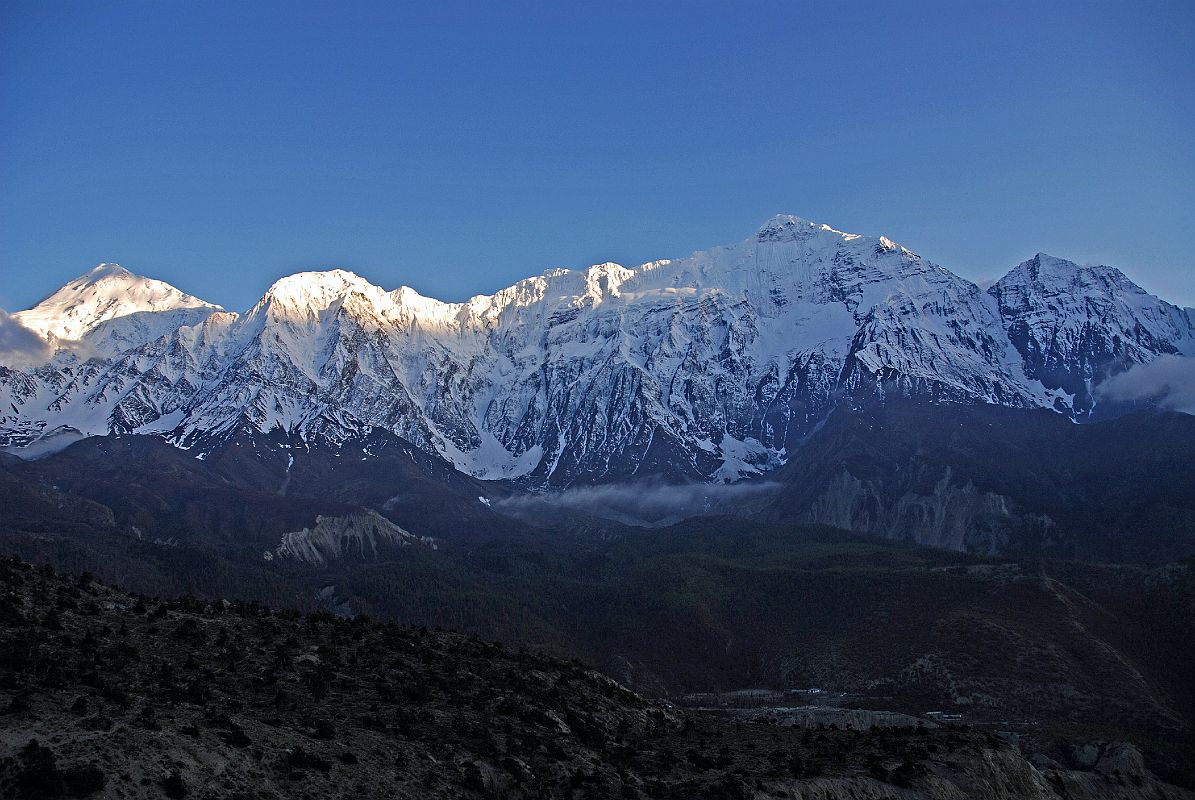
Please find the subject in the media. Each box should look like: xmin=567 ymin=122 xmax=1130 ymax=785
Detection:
xmin=3 ymin=218 xmax=1195 ymax=791
xmin=4 ymin=215 xmax=1193 ymax=486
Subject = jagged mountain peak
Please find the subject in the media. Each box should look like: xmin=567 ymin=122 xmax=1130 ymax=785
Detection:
xmin=987 ymin=253 xmax=1195 ymax=413
xmin=1027 ymin=252 xmax=1123 ymax=277
xmin=997 ymin=253 xmax=1143 ymax=299
xmin=262 ymin=268 xmax=377 ymax=299
xmin=1029 ymin=252 xmax=1072 ymax=266
xmin=3 ymin=220 xmax=1191 ymax=485
xmin=750 ymin=215 xmax=927 ymax=268
xmin=251 ymin=269 xmax=398 ymax=323
xmin=754 ymin=214 xmax=862 ymax=243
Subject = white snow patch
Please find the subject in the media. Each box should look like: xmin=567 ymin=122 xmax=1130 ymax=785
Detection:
xmin=712 ymin=434 xmax=774 ymax=482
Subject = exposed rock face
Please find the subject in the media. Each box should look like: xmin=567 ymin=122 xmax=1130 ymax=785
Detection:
xmin=755 ymin=401 xmax=1195 ymax=560
xmin=798 ymin=467 xmax=1033 ymax=553
xmin=266 ymin=511 xmax=432 ymax=565
xmin=3 ymin=218 xmax=1192 ymax=486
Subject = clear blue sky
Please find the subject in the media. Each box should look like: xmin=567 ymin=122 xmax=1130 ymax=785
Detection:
xmin=2 ymin=0 xmax=1193 ymax=311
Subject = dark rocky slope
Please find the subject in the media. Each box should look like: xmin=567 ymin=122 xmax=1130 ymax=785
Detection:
xmin=3 ymin=558 xmax=1191 ymax=799
xmin=755 ymin=402 xmax=1195 ymax=562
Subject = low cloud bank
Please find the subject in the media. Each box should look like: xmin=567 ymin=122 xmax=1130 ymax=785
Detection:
xmin=494 ymin=478 xmax=778 ymax=527
xmin=0 ymin=310 xmax=51 ymax=368
xmin=1097 ymin=354 xmax=1195 ymax=414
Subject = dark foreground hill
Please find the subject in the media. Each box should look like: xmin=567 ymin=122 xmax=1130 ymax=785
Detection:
xmin=4 ymin=480 xmax=1195 ymax=787
xmin=2 ymin=558 xmax=1192 ymax=800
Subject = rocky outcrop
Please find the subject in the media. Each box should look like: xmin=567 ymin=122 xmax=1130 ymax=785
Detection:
xmin=800 ymin=467 xmax=1047 ymax=553
xmin=266 ymin=511 xmax=431 ymax=566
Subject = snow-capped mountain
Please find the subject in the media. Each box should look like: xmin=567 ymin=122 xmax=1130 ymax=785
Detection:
xmin=12 ymin=263 xmax=223 ymax=354
xmin=2 ymin=216 xmax=1192 ymax=486
xmin=989 ymin=253 xmax=1195 ymax=413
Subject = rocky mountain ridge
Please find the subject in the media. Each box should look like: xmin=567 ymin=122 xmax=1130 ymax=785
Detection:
xmin=3 ymin=216 xmax=1192 ymax=486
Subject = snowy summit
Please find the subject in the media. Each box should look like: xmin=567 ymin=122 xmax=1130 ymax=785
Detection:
xmin=1 ymin=217 xmax=1192 ymax=486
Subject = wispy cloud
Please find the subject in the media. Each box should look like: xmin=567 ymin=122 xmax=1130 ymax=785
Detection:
xmin=493 ymin=479 xmax=776 ymax=527
xmin=0 ymin=310 xmax=51 ymax=368
xmin=1097 ymin=355 xmax=1195 ymax=414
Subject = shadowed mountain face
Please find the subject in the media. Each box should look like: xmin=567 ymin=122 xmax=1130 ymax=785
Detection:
xmin=3 ymin=218 xmax=1192 ymax=487
xmin=6 ymin=401 xmax=1192 ymax=566
xmin=4 ymin=427 xmax=520 ymax=548
xmin=749 ymin=402 xmax=1195 ymax=563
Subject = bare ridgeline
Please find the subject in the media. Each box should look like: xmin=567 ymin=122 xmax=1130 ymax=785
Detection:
xmin=1 ymin=558 xmax=1192 ymax=800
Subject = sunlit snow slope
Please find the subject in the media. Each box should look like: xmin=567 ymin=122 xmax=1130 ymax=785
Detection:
xmin=2 ymin=216 xmax=1192 ymax=486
